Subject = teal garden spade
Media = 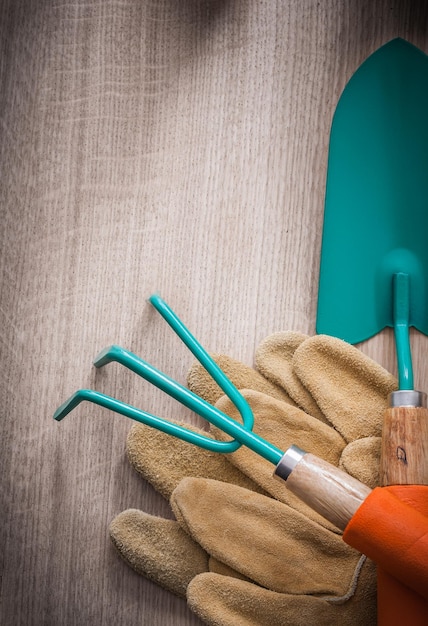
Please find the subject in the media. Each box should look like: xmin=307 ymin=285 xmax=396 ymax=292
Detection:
xmin=316 ymin=38 xmax=428 ymax=390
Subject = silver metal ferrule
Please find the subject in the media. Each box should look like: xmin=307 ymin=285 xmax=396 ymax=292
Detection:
xmin=389 ymin=389 xmax=427 ymax=408
xmin=274 ymin=445 xmax=306 ymax=481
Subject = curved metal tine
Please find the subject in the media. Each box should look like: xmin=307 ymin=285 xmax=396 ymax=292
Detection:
xmin=53 ymin=388 xmax=238 ymax=453
xmin=148 ymin=294 xmax=254 ymax=431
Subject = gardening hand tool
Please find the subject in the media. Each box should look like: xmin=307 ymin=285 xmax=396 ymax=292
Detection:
xmin=110 ymin=329 xmax=395 ymax=625
xmin=316 ymin=38 xmax=428 ymax=624
xmin=54 ymin=295 xmax=428 ymax=614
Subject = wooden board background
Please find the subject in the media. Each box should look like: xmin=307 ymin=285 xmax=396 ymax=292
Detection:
xmin=1 ymin=1 xmax=428 ymax=624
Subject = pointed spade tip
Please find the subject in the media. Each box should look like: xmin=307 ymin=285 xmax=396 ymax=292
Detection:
xmin=380 ymin=37 xmax=425 ymax=56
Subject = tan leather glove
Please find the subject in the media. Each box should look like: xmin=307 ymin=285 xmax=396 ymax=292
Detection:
xmin=110 ymin=333 xmax=396 ymax=625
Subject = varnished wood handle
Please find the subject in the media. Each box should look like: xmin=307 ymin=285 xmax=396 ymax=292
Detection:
xmin=275 ymin=447 xmax=371 ymax=530
xmin=380 ymin=405 xmax=428 ymax=486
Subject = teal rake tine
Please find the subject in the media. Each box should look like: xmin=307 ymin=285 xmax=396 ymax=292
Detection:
xmin=54 ymin=388 xmax=241 ymax=452
xmin=148 ymin=293 xmax=254 ymax=430
xmin=54 ymin=295 xmax=284 ymax=464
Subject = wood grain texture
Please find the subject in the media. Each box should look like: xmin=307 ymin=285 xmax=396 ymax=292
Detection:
xmin=1 ymin=1 xmax=428 ymax=624
xmin=380 ymin=407 xmax=428 ymax=486
xmin=285 ymin=453 xmax=372 ymax=531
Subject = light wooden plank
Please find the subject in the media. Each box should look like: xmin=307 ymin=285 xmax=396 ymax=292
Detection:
xmin=1 ymin=1 xmax=428 ymax=624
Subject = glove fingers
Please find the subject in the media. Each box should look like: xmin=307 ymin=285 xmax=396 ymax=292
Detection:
xmin=255 ymin=331 xmax=326 ymax=422
xmin=126 ymin=422 xmax=265 ymax=500
xmin=212 ymin=390 xmax=345 ymax=526
xmin=187 ymin=561 xmax=376 ymax=626
xmin=339 ymin=437 xmax=381 ymax=489
xmin=109 ymin=509 xmax=208 ymax=597
xmin=187 ymin=353 xmax=295 ymax=407
xmin=171 ymin=478 xmax=360 ymax=595
xmin=189 ymin=574 xmax=332 ymax=626
xmin=293 ymin=335 xmax=397 ymax=442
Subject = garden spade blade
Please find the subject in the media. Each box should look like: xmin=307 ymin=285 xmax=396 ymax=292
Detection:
xmin=316 ymin=38 xmax=428 ymax=365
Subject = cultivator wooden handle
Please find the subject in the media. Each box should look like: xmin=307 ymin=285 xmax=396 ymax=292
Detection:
xmin=275 ymin=449 xmax=371 ymax=531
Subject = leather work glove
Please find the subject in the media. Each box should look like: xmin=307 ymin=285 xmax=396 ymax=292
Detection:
xmin=110 ymin=333 xmax=396 ymax=625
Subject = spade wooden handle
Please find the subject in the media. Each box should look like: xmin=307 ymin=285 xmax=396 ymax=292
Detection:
xmin=380 ymin=405 xmax=428 ymax=486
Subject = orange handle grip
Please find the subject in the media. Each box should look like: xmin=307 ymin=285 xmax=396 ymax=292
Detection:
xmin=343 ymin=485 xmax=428 ymax=602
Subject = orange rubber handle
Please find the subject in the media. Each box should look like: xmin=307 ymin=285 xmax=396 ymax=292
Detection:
xmin=343 ymin=485 xmax=428 ymax=624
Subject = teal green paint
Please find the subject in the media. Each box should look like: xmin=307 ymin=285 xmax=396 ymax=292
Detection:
xmin=393 ymin=273 xmax=413 ymax=390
